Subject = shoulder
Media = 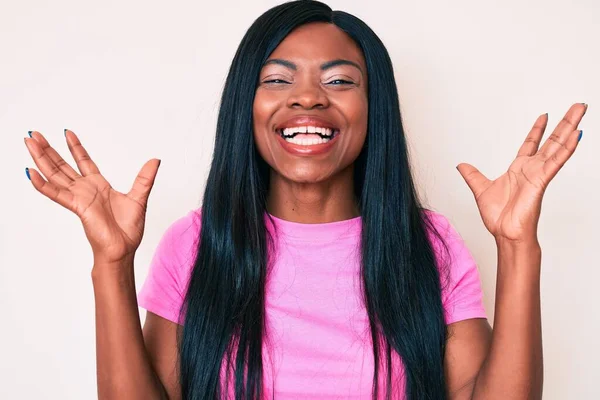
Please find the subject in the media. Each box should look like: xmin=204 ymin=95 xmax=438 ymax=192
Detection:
xmin=421 ymin=208 xmax=455 ymax=234
xmin=420 ymin=208 xmax=476 ymax=287
xmin=165 ymin=207 xmax=202 ymax=237
xmin=160 ymin=208 xmax=202 ymax=248
xmin=422 ymin=209 xmax=487 ymax=323
xmin=151 ymin=207 xmax=202 ymax=274
xmin=420 ymin=208 xmax=464 ymax=257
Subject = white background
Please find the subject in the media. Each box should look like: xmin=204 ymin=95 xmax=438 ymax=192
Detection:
xmin=1 ymin=0 xmax=598 ymax=398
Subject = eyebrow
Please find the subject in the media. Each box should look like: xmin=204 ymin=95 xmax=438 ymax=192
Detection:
xmin=263 ymin=58 xmax=364 ymax=74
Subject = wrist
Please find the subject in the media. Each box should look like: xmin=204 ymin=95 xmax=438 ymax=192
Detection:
xmin=495 ymin=236 xmax=542 ymax=279
xmin=495 ymin=235 xmax=541 ymax=252
xmin=91 ymin=254 xmax=135 ymax=281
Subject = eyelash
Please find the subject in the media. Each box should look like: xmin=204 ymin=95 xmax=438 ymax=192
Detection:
xmin=263 ymin=79 xmax=290 ymax=84
xmin=327 ymin=79 xmax=354 ymax=85
xmin=262 ymin=79 xmax=355 ymax=85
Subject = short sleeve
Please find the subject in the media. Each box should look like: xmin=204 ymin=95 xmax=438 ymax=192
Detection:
xmin=425 ymin=210 xmax=488 ymax=325
xmin=137 ymin=208 xmax=201 ymax=325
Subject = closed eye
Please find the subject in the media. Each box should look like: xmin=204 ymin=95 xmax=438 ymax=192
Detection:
xmin=326 ymin=79 xmax=354 ymax=85
xmin=263 ymin=79 xmax=291 ymax=84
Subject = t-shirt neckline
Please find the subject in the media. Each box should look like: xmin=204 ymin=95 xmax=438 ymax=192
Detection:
xmin=264 ymin=212 xmax=362 ymax=241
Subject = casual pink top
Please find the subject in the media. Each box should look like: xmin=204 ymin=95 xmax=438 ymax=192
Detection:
xmin=137 ymin=208 xmax=487 ymax=399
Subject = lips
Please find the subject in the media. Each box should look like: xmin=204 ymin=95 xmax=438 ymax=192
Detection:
xmin=275 ymin=129 xmax=341 ymax=156
xmin=274 ymin=115 xmax=339 ymax=132
xmin=271 ymin=115 xmax=342 ymax=156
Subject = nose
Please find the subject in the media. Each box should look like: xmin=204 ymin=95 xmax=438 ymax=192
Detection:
xmin=286 ymin=81 xmax=330 ymax=110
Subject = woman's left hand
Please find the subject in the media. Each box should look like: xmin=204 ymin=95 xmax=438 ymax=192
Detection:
xmin=456 ymin=102 xmax=587 ymax=244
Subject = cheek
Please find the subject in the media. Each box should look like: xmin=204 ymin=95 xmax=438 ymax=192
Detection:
xmin=348 ymin=94 xmax=369 ymax=128
xmin=332 ymin=93 xmax=368 ymax=147
xmin=253 ymin=91 xmax=280 ymax=141
xmin=253 ymin=90 xmax=282 ymax=128
xmin=252 ymin=91 xmax=281 ymax=163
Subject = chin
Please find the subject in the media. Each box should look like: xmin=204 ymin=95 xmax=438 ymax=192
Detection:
xmin=279 ymin=169 xmax=332 ymax=184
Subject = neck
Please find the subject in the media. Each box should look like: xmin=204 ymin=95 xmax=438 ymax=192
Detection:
xmin=266 ymin=164 xmax=360 ymax=224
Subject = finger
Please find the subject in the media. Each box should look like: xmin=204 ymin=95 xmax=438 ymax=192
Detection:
xmin=24 ymin=137 xmax=74 ymax=188
xmin=26 ymin=167 xmax=75 ymax=211
xmin=538 ymin=103 xmax=587 ymax=159
xmin=516 ymin=113 xmax=548 ymax=157
xmin=65 ymin=129 xmax=101 ymax=176
xmin=127 ymin=159 xmax=161 ymax=206
xmin=456 ymin=163 xmax=492 ymax=199
xmin=543 ymin=129 xmax=582 ymax=182
xmin=29 ymin=131 xmax=81 ymax=180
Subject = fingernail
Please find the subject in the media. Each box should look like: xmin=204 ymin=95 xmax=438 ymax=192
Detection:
xmin=25 ymin=167 xmax=31 ymax=180
xmin=582 ymin=103 xmax=588 ymax=110
xmin=64 ymin=128 xmax=67 ymax=137
xmin=578 ymin=130 xmax=583 ymax=142
xmin=27 ymin=130 xmax=32 ymax=138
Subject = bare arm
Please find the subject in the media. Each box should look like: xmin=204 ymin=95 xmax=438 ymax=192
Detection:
xmin=451 ymin=103 xmax=586 ymax=398
xmin=470 ymin=240 xmax=543 ymax=399
xmin=142 ymin=311 xmax=182 ymax=400
xmin=92 ymin=258 xmax=169 ymax=399
xmin=23 ymin=129 xmax=169 ymax=399
xmin=444 ymin=241 xmax=542 ymax=400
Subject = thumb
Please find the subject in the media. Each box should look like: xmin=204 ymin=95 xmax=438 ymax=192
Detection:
xmin=127 ymin=158 xmax=161 ymax=206
xmin=456 ymin=162 xmax=491 ymax=199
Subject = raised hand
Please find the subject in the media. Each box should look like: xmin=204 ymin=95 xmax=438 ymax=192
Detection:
xmin=456 ymin=102 xmax=587 ymax=244
xmin=24 ymin=129 xmax=161 ymax=265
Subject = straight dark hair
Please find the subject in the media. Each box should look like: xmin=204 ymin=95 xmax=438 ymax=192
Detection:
xmin=178 ymin=1 xmax=453 ymax=399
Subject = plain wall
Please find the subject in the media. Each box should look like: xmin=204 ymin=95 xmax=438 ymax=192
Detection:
xmin=1 ymin=0 xmax=598 ymax=398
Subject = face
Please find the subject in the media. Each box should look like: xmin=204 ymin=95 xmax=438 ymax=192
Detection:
xmin=253 ymin=22 xmax=368 ymax=184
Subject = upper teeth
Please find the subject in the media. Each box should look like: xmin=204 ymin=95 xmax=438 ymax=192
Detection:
xmin=281 ymin=126 xmax=333 ymax=136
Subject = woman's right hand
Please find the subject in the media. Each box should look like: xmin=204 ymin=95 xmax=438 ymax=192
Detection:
xmin=24 ymin=129 xmax=161 ymax=267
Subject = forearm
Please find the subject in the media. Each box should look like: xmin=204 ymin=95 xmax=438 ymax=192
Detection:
xmin=91 ymin=257 xmax=168 ymax=400
xmin=472 ymin=239 xmax=543 ymax=400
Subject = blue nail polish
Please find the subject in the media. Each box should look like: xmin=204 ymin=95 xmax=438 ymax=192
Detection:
xmin=64 ymin=128 xmax=67 ymax=137
xmin=27 ymin=131 xmax=32 ymax=138
xmin=578 ymin=130 xmax=583 ymax=142
xmin=25 ymin=167 xmax=31 ymax=180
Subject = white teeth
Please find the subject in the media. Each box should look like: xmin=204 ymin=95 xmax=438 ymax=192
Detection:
xmin=284 ymin=136 xmax=331 ymax=145
xmin=280 ymin=126 xmax=334 ymax=137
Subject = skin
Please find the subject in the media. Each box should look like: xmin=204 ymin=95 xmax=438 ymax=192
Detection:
xmin=252 ymin=23 xmax=367 ymax=223
xmin=24 ymin=20 xmax=587 ymax=400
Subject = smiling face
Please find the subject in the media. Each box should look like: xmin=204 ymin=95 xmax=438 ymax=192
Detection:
xmin=253 ymin=22 xmax=368 ymax=185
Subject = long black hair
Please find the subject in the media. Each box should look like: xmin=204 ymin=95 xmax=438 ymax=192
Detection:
xmin=178 ymin=1 xmax=452 ymax=399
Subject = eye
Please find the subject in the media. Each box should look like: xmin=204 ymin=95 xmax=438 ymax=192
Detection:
xmin=263 ymin=79 xmax=291 ymax=84
xmin=326 ymin=79 xmax=354 ymax=85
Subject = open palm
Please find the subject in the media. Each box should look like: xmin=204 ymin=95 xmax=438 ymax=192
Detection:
xmin=24 ymin=129 xmax=161 ymax=264
xmin=457 ymin=103 xmax=587 ymax=242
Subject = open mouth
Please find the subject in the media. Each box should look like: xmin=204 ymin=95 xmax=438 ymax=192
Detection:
xmin=276 ymin=126 xmax=340 ymax=146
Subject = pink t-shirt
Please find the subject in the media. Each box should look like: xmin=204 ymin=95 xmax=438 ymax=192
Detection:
xmin=137 ymin=208 xmax=487 ymax=399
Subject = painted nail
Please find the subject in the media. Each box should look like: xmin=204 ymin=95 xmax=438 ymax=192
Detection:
xmin=25 ymin=167 xmax=31 ymax=180
xmin=578 ymin=130 xmax=583 ymax=142
xmin=64 ymin=128 xmax=67 ymax=137
xmin=27 ymin=130 xmax=32 ymax=138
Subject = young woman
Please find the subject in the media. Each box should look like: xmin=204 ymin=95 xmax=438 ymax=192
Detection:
xmin=23 ymin=1 xmax=586 ymax=399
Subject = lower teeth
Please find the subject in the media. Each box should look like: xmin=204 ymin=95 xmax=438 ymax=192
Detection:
xmin=281 ymin=131 xmax=336 ymax=145
xmin=284 ymin=137 xmax=331 ymax=145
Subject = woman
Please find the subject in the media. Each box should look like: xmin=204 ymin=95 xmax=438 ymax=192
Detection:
xmin=23 ymin=1 xmax=586 ymax=399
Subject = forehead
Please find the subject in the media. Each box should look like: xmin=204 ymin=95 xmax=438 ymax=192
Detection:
xmin=268 ymin=22 xmax=366 ymax=68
